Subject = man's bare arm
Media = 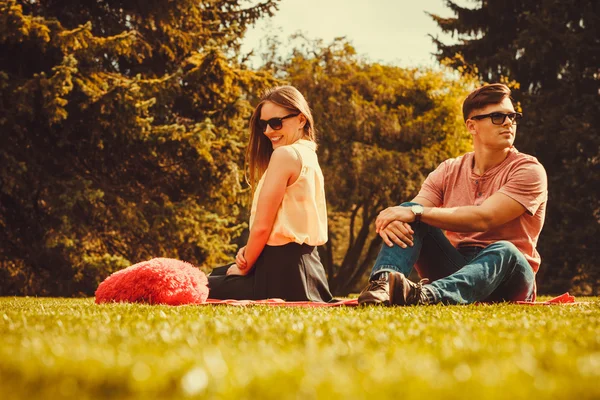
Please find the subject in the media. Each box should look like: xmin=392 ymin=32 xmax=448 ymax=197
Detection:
xmin=377 ymin=192 xmax=526 ymax=235
xmin=421 ymin=192 xmax=526 ymax=232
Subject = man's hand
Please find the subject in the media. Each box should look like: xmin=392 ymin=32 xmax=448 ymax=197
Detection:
xmin=376 ymin=206 xmax=415 ymax=232
xmin=379 ymin=221 xmax=414 ymax=248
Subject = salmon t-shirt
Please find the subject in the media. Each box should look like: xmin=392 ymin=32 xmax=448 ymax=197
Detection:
xmin=417 ymin=148 xmax=548 ymax=272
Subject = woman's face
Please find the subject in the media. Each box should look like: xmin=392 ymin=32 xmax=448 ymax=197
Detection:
xmin=259 ymin=101 xmax=306 ymax=149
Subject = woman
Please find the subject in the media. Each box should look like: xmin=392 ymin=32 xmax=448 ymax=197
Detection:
xmin=208 ymin=86 xmax=333 ymax=302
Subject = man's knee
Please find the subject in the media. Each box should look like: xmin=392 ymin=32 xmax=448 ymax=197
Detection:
xmin=486 ymin=240 xmax=520 ymax=256
xmin=485 ymin=240 xmax=533 ymax=276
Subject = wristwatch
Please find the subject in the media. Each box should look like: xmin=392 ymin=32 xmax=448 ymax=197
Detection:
xmin=411 ymin=204 xmax=424 ymax=223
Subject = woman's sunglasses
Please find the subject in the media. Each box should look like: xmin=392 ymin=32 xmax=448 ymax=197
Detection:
xmin=258 ymin=113 xmax=299 ymax=132
xmin=470 ymin=112 xmax=523 ymax=125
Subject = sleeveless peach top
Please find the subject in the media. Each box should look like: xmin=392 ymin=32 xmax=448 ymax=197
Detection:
xmin=249 ymin=139 xmax=328 ymax=246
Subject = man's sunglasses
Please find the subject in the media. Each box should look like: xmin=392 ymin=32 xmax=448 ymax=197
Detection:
xmin=258 ymin=113 xmax=299 ymax=132
xmin=470 ymin=112 xmax=523 ymax=125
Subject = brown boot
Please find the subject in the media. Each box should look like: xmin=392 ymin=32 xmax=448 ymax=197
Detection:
xmin=357 ymin=275 xmax=390 ymax=306
xmin=388 ymin=272 xmax=431 ymax=306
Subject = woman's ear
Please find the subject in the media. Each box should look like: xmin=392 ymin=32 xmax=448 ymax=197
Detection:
xmin=298 ymin=114 xmax=307 ymax=130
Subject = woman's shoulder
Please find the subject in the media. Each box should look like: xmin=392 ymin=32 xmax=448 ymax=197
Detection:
xmin=270 ymin=145 xmax=301 ymax=165
xmin=266 ymin=146 xmax=303 ymax=177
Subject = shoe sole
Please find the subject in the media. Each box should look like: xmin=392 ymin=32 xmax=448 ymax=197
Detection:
xmin=358 ymin=299 xmax=390 ymax=306
xmin=357 ymin=295 xmax=390 ymax=306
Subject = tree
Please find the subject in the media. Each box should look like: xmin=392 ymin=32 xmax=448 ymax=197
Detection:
xmin=268 ymin=38 xmax=476 ymax=295
xmin=0 ymin=0 xmax=278 ymax=295
xmin=430 ymin=0 xmax=600 ymax=294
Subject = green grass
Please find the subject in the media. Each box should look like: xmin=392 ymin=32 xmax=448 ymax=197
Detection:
xmin=1 ymin=297 xmax=599 ymax=400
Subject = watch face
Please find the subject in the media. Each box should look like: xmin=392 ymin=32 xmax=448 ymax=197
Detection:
xmin=412 ymin=205 xmax=423 ymax=214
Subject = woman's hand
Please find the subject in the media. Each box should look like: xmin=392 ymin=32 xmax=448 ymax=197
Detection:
xmin=235 ymin=246 xmax=247 ymax=270
xmin=227 ymin=263 xmax=249 ymax=276
xmin=226 ymin=246 xmax=250 ymax=276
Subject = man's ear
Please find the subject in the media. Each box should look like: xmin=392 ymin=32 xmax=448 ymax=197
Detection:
xmin=466 ymin=119 xmax=477 ymax=136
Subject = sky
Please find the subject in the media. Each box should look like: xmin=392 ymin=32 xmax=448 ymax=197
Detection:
xmin=241 ymin=0 xmax=473 ymax=68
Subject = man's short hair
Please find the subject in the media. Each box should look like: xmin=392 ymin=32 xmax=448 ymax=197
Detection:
xmin=463 ymin=83 xmax=512 ymax=121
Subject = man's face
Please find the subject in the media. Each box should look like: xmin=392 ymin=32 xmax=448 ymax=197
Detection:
xmin=467 ymin=97 xmax=518 ymax=150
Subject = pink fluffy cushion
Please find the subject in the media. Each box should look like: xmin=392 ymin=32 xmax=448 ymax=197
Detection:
xmin=95 ymin=258 xmax=209 ymax=305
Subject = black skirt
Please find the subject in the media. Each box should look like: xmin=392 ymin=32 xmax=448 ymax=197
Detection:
xmin=207 ymin=243 xmax=333 ymax=302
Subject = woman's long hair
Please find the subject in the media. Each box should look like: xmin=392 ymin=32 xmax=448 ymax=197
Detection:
xmin=246 ymin=85 xmax=316 ymax=188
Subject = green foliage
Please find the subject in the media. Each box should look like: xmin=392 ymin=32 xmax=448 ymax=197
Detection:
xmin=0 ymin=0 xmax=279 ymax=295
xmin=1 ymin=297 xmax=599 ymax=399
xmin=270 ymin=38 xmax=476 ymax=294
xmin=430 ymin=0 xmax=600 ymax=294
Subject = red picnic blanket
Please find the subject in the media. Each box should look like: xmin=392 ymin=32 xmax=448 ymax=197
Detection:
xmin=204 ymin=298 xmax=359 ymax=307
xmin=516 ymin=292 xmax=576 ymax=305
xmin=204 ymin=293 xmax=577 ymax=307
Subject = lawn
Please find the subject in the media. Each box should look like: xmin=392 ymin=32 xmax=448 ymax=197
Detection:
xmin=1 ymin=297 xmax=599 ymax=400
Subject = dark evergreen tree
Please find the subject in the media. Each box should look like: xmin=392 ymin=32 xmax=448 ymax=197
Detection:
xmin=430 ymin=0 xmax=600 ymax=294
xmin=0 ymin=0 xmax=278 ymax=295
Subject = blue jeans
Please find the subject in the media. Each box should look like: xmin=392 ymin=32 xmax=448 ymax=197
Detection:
xmin=370 ymin=203 xmax=535 ymax=304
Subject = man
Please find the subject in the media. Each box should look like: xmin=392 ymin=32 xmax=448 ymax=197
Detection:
xmin=358 ymin=83 xmax=547 ymax=306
